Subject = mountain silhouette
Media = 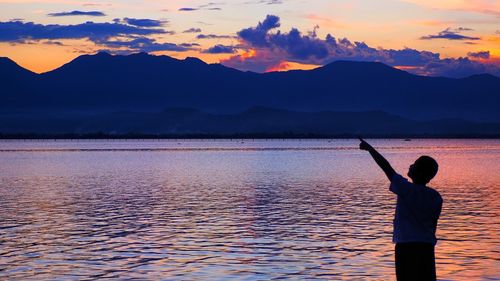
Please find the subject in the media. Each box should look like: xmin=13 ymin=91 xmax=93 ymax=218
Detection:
xmin=0 ymin=52 xmax=499 ymax=136
xmin=1 ymin=107 xmax=498 ymax=136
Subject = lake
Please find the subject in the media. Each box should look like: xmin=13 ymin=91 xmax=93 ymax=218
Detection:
xmin=0 ymin=139 xmax=498 ymax=280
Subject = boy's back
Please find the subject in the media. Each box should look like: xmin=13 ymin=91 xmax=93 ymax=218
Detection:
xmin=390 ymin=174 xmax=443 ymax=245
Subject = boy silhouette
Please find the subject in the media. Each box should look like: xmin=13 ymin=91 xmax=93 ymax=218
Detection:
xmin=358 ymin=138 xmax=443 ymax=281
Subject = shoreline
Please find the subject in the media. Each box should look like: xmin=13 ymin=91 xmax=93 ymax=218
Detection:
xmin=1 ymin=134 xmax=499 ymax=140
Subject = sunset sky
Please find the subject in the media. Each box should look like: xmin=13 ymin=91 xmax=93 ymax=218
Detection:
xmin=0 ymin=0 xmax=499 ymax=77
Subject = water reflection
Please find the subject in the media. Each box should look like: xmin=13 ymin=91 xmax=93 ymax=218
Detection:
xmin=0 ymin=139 xmax=498 ymax=280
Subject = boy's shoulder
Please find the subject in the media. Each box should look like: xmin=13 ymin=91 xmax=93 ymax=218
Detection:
xmin=390 ymin=174 xmax=442 ymax=201
xmin=390 ymin=173 xmax=415 ymax=188
xmin=426 ymin=186 xmax=443 ymax=202
xmin=389 ymin=174 xmax=413 ymax=195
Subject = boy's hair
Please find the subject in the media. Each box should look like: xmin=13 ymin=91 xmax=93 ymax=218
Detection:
xmin=416 ymin=156 xmax=439 ymax=182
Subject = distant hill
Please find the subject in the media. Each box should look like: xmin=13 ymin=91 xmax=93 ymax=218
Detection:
xmin=0 ymin=52 xmax=499 ymax=136
xmin=0 ymin=107 xmax=498 ymax=137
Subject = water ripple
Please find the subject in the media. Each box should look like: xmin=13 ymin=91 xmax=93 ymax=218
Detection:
xmin=0 ymin=139 xmax=498 ymax=280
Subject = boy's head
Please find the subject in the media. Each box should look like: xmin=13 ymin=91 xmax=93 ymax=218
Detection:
xmin=407 ymin=156 xmax=438 ymax=185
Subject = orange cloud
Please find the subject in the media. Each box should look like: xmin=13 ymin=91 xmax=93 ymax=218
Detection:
xmin=266 ymin=61 xmax=320 ymax=72
xmin=240 ymin=49 xmax=256 ymax=61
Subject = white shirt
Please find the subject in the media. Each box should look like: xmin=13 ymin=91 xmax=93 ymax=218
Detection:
xmin=390 ymin=174 xmax=443 ymax=245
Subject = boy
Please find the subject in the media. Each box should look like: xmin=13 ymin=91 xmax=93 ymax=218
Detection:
xmin=358 ymin=138 xmax=443 ymax=281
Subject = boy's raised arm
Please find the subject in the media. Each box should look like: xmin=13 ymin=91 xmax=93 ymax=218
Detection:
xmin=358 ymin=138 xmax=396 ymax=181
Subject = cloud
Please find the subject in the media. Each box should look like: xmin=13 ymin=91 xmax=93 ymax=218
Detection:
xmin=202 ymin=44 xmax=237 ymax=54
xmin=98 ymin=37 xmax=194 ymax=53
xmin=196 ymin=34 xmax=235 ymax=39
xmin=264 ymin=0 xmax=283 ymax=4
xmin=179 ymin=3 xmax=224 ymax=12
xmin=180 ymin=43 xmax=200 ymax=47
xmin=420 ymin=27 xmax=480 ymax=40
xmin=0 ymin=19 xmax=189 ymax=54
xmin=48 ymin=10 xmax=106 ymax=17
xmin=221 ymin=49 xmax=283 ymax=72
xmin=467 ymin=51 xmax=490 ymax=59
xmin=244 ymin=0 xmax=284 ymax=4
xmin=183 ymin=28 xmax=202 ymax=33
xmin=237 ymin=15 xmax=280 ymax=47
xmin=44 ymin=40 xmax=64 ymax=46
xmin=0 ymin=20 xmax=166 ymax=42
xmin=221 ymin=15 xmax=500 ymax=77
xmin=123 ymin=18 xmax=166 ymax=27
xmin=422 ymin=57 xmax=499 ymax=78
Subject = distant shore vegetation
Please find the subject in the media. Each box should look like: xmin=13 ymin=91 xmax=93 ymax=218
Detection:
xmin=1 ymin=132 xmax=499 ymax=140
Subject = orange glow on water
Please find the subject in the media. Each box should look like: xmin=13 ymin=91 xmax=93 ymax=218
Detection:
xmin=0 ymin=140 xmax=499 ymax=280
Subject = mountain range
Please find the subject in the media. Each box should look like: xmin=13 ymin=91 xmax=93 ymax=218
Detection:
xmin=1 ymin=52 xmax=499 ymax=136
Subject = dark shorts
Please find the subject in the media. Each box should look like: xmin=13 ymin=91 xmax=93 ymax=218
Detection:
xmin=395 ymin=242 xmax=436 ymax=281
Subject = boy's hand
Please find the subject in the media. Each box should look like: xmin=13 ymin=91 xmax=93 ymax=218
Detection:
xmin=358 ymin=137 xmax=373 ymax=151
xmin=358 ymin=137 xmax=396 ymax=180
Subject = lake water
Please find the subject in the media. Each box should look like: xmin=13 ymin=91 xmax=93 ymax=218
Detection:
xmin=0 ymin=139 xmax=498 ymax=280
